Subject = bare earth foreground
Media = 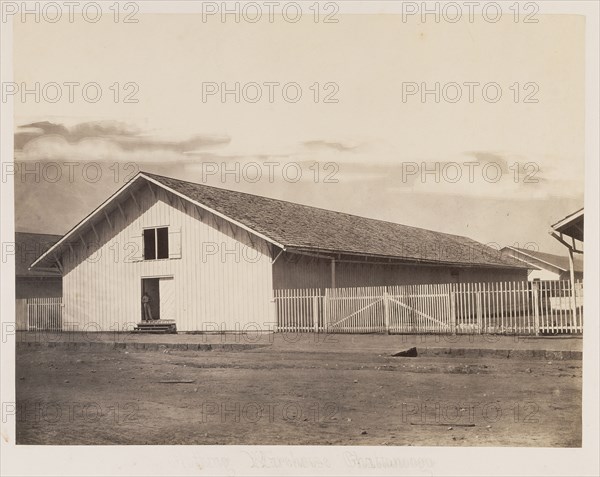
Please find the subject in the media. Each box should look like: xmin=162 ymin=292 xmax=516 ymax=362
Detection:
xmin=15 ymin=333 xmax=581 ymax=446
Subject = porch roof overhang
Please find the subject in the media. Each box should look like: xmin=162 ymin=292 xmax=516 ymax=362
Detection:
xmin=549 ymin=208 xmax=584 ymax=253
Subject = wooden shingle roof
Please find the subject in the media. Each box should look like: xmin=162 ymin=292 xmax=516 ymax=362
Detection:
xmin=145 ymin=172 xmax=528 ymax=269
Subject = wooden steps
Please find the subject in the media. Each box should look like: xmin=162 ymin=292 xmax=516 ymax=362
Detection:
xmin=133 ymin=320 xmax=177 ymax=334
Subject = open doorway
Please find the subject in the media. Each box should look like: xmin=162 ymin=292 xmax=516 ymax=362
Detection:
xmin=141 ymin=278 xmax=160 ymax=321
xmin=141 ymin=276 xmax=175 ymax=322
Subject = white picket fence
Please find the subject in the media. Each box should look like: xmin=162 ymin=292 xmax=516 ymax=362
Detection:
xmin=275 ymin=288 xmax=324 ymax=333
xmin=26 ymin=297 xmax=63 ymax=331
xmin=274 ymin=280 xmax=583 ymax=335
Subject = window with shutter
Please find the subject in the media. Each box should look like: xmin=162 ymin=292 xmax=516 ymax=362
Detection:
xmin=168 ymin=226 xmax=182 ymax=259
xmin=127 ymin=231 xmax=144 ymax=262
xmin=139 ymin=226 xmax=180 ymax=260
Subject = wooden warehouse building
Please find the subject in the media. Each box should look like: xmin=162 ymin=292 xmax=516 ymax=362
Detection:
xmin=31 ymin=172 xmax=529 ymax=332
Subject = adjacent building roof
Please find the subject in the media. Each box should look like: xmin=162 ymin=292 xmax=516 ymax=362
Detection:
xmin=32 ymin=171 xmax=529 ymax=270
xmin=551 ymin=208 xmax=584 ymax=242
xmin=15 ymin=232 xmax=62 ymax=277
xmin=504 ymin=246 xmax=583 ymax=274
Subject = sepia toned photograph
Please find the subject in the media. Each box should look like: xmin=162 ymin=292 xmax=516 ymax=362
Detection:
xmin=0 ymin=1 xmax=598 ymax=476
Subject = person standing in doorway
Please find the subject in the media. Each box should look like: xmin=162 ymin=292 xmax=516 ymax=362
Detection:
xmin=142 ymin=292 xmax=153 ymax=321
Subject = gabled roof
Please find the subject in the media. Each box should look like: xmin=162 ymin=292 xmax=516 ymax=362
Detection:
xmin=505 ymin=246 xmax=583 ymax=273
xmin=32 ymin=171 xmax=529 ymax=270
xmin=15 ymin=232 xmax=62 ymax=277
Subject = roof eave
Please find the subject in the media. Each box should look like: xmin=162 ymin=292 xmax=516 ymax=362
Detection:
xmin=505 ymin=246 xmax=563 ymax=272
xmin=30 ymin=173 xmax=146 ymax=269
xmin=551 ymin=208 xmax=584 ymax=230
xmin=286 ymin=246 xmax=531 ymax=270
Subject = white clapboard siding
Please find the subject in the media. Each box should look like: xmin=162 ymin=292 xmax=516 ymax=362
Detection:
xmin=61 ymin=185 xmax=274 ymax=332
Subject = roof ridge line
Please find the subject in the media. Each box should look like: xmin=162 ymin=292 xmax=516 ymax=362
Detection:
xmin=142 ymin=170 xmax=480 ymax=243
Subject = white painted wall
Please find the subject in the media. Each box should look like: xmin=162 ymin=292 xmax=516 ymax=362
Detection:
xmin=61 ymin=184 xmax=275 ymax=332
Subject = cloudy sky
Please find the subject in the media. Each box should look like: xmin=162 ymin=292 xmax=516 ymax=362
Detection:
xmin=13 ymin=11 xmax=584 ymax=255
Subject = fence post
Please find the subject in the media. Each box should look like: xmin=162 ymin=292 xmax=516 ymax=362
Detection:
xmin=532 ymin=281 xmax=540 ymax=335
xmin=271 ymin=295 xmax=278 ymax=333
xmin=383 ymin=289 xmax=390 ymax=334
xmin=476 ymin=285 xmax=483 ymax=334
xmin=324 ymin=288 xmax=330 ymax=332
xmin=578 ymin=279 xmax=583 ymax=332
xmin=449 ymin=286 xmax=457 ymax=334
xmin=312 ymin=295 xmax=319 ymax=333
xmin=575 ymin=279 xmax=583 ymax=332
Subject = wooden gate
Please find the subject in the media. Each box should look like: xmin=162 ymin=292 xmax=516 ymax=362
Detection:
xmin=387 ymin=284 xmax=454 ymax=333
xmin=324 ymin=287 xmax=386 ymax=333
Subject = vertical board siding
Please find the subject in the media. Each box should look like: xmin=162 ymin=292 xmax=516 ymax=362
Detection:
xmin=272 ymin=255 xmax=332 ymax=290
xmin=273 ymin=254 xmax=528 ymax=291
xmin=62 ymin=186 xmax=274 ymax=332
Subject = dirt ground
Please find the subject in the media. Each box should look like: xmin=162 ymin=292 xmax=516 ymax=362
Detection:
xmin=15 ymin=340 xmax=581 ymax=446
